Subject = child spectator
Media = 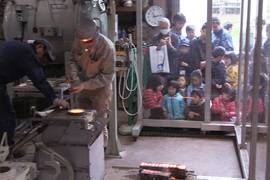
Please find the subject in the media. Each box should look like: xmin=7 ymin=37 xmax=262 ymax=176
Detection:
xmin=184 ymin=89 xmax=205 ymax=121
xmin=241 ymin=89 xmax=264 ymax=122
xmin=162 ymin=80 xmax=185 ymax=120
xmin=186 ymin=25 xmax=196 ymax=41
xmin=187 ymin=70 xmax=205 ymax=105
xmin=211 ymin=46 xmax=228 ymax=100
xmin=249 ymin=47 xmax=268 ymax=86
xmin=211 ymin=87 xmax=236 ymax=121
xmin=142 ymin=75 xmax=165 ymax=119
xmin=178 ymin=38 xmax=196 ymax=79
xmin=224 ymin=51 xmax=238 ymax=90
xmin=177 ymin=75 xmax=188 ymax=106
xmin=258 ymin=73 xmax=268 ymax=123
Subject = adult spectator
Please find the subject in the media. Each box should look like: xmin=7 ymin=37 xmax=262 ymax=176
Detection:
xmin=171 ymin=13 xmax=186 ymax=41
xmin=189 ymin=23 xmax=213 ymax=80
xmin=263 ymin=23 xmax=270 ymax=57
xmin=223 ymin=21 xmax=237 ymax=51
xmin=152 ymin=17 xmax=180 ymax=83
xmin=223 ymin=21 xmax=233 ymax=33
xmin=212 ymin=17 xmax=234 ymax=51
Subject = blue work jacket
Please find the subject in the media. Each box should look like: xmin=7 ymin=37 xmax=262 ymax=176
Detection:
xmin=0 ymin=41 xmax=56 ymax=101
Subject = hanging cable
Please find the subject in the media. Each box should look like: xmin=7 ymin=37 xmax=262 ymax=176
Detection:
xmin=117 ymin=40 xmax=143 ymax=116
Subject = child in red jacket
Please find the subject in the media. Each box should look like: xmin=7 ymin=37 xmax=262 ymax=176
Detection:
xmin=142 ymin=74 xmax=165 ymax=119
xmin=211 ymin=87 xmax=236 ymax=121
xmin=240 ymin=89 xmax=264 ymax=122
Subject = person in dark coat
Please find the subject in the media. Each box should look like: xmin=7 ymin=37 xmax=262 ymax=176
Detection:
xmin=0 ymin=39 xmax=69 ymax=146
xmin=184 ymin=89 xmax=205 ymax=121
xmin=152 ymin=17 xmax=180 ymax=83
xmin=189 ymin=23 xmax=214 ymax=81
xmin=263 ymin=24 xmax=270 ymax=57
xmin=178 ymin=38 xmax=196 ymax=80
xmin=211 ymin=46 xmax=229 ymax=100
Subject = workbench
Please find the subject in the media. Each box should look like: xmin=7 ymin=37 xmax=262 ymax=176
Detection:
xmin=12 ymin=78 xmax=75 ymax=110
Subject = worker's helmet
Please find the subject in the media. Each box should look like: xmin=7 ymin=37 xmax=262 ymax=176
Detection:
xmin=75 ymin=18 xmax=99 ymax=41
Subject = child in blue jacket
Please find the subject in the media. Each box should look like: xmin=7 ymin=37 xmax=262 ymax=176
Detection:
xmin=162 ymin=80 xmax=185 ymax=119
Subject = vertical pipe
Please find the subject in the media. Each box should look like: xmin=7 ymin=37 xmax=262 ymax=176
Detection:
xmin=204 ymin=0 xmax=212 ymax=122
xmin=249 ymin=0 xmax=263 ymax=179
xmin=266 ymin=41 xmax=270 ymax=180
xmin=267 ymin=1 xmax=270 ymax=176
xmin=136 ymin=0 xmax=143 ymax=120
xmin=240 ymin=0 xmax=251 ymax=149
xmin=105 ymin=0 xmax=124 ymax=156
xmin=235 ymin=0 xmax=245 ymax=126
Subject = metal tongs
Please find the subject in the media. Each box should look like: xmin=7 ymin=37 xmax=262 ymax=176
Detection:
xmin=67 ymin=76 xmax=80 ymax=94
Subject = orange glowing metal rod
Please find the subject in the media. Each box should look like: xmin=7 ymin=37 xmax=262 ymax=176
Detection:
xmin=169 ymin=96 xmax=192 ymax=99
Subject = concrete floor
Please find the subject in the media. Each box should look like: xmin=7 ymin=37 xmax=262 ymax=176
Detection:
xmin=105 ymin=136 xmax=242 ymax=178
xmin=104 ymin=110 xmax=268 ymax=180
xmin=7 ymin=110 xmax=267 ymax=180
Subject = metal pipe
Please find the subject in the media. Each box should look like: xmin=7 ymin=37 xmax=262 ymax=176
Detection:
xmin=240 ymin=0 xmax=251 ymax=149
xmin=266 ymin=42 xmax=270 ymax=180
xmin=235 ymin=0 xmax=245 ymax=126
xmin=204 ymin=0 xmax=212 ymax=122
xmin=105 ymin=0 xmax=124 ymax=157
xmin=248 ymin=0 xmax=263 ymax=179
xmin=136 ymin=0 xmax=143 ymax=120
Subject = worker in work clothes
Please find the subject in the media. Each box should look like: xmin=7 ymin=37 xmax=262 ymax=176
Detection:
xmin=68 ymin=18 xmax=116 ymax=147
xmin=0 ymin=39 xmax=70 ymax=146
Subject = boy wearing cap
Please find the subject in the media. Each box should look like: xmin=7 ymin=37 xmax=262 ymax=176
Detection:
xmin=0 ymin=39 xmax=69 ymax=146
xmin=68 ymin=18 xmax=116 ymax=147
xmin=211 ymin=46 xmax=229 ymax=100
xmin=178 ymin=38 xmax=195 ymax=79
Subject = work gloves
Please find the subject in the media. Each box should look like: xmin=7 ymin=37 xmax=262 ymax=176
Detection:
xmin=69 ymin=83 xmax=85 ymax=94
xmin=69 ymin=72 xmax=77 ymax=81
xmin=53 ymin=98 xmax=70 ymax=109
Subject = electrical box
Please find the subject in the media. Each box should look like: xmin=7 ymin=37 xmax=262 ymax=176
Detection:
xmin=39 ymin=26 xmax=63 ymax=36
xmin=15 ymin=5 xmax=28 ymax=22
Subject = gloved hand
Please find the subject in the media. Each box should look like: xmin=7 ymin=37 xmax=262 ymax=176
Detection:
xmin=69 ymin=83 xmax=84 ymax=94
xmin=53 ymin=98 xmax=70 ymax=109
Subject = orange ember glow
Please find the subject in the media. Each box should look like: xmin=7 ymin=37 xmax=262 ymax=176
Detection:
xmin=169 ymin=96 xmax=192 ymax=99
xmin=141 ymin=162 xmax=186 ymax=169
xmin=69 ymin=109 xmax=84 ymax=113
xmin=177 ymin=165 xmax=187 ymax=169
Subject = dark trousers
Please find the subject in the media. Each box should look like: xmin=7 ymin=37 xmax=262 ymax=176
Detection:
xmin=0 ymin=83 xmax=16 ymax=146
